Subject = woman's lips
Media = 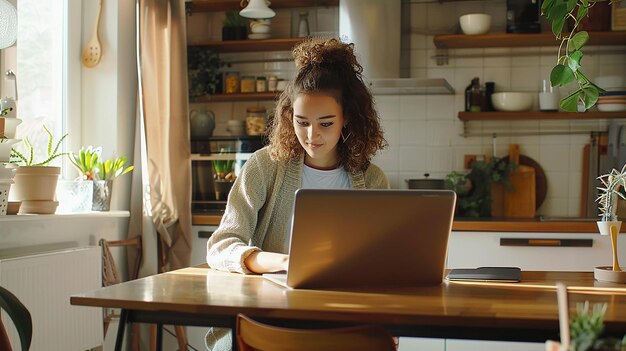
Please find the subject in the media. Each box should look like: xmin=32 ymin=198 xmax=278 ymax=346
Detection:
xmin=308 ymin=143 xmax=323 ymax=149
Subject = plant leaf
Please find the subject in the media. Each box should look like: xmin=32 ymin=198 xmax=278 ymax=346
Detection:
xmin=560 ymin=89 xmax=582 ymax=112
xmin=582 ymin=86 xmax=600 ymax=109
xmin=567 ymin=50 xmax=583 ymax=72
xmin=570 ymin=31 xmax=589 ymax=51
xmin=551 ymin=64 xmax=575 ymax=87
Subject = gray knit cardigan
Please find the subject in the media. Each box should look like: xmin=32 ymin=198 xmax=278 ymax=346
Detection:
xmin=206 ymin=147 xmax=390 ymax=274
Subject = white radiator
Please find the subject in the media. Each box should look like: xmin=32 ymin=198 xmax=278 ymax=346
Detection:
xmin=0 ymin=246 xmax=103 ymax=350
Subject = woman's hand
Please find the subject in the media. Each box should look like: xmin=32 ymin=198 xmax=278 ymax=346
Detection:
xmin=244 ymin=251 xmax=289 ymax=274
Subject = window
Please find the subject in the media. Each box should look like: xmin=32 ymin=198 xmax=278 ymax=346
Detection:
xmin=3 ymin=0 xmax=80 ymax=176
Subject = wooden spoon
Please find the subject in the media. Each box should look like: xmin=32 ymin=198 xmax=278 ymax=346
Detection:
xmin=81 ymin=0 xmax=103 ymax=68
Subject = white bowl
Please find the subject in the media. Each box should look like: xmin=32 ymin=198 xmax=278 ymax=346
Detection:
xmin=491 ymin=92 xmax=534 ymax=112
xmin=459 ymin=14 xmax=491 ymax=35
xmin=597 ymin=103 xmax=626 ymax=112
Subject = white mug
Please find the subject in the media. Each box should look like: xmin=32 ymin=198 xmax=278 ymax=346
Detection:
xmin=539 ymin=79 xmax=560 ymax=111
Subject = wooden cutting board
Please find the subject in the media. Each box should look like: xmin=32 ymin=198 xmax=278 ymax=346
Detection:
xmin=504 ymin=144 xmax=536 ymax=218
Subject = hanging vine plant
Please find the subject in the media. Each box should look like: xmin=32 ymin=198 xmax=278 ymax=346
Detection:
xmin=541 ymin=0 xmax=614 ymax=112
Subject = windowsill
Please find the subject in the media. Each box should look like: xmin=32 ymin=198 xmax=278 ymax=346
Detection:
xmin=0 ymin=210 xmax=130 ymax=222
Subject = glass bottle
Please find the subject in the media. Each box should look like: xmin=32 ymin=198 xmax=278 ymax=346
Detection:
xmin=298 ymin=11 xmax=310 ymax=38
xmin=469 ymin=78 xmax=482 ymax=112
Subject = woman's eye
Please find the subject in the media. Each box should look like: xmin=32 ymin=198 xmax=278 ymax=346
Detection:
xmin=296 ymin=120 xmax=309 ymax=126
xmin=321 ymin=122 xmax=334 ymax=127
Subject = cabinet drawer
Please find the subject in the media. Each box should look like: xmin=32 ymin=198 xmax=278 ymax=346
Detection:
xmin=447 ymin=231 xmax=625 ymax=271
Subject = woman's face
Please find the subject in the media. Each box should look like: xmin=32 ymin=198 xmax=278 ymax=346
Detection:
xmin=292 ymin=93 xmax=345 ymax=169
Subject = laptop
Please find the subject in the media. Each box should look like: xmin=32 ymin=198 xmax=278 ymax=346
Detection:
xmin=263 ymin=188 xmax=456 ymax=290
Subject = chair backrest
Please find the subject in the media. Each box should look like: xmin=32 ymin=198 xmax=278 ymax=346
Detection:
xmin=235 ymin=314 xmax=396 ymax=351
xmin=99 ymin=237 xmax=142 ymax=286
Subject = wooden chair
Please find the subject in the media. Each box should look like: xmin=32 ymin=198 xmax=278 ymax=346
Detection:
xmin=100 ymin=237 xmax=187 ymax=351
xmin=235 ymin=313 xmax=397 ymax=351
xmin=100 ymin=237 xmax=143 ymax=351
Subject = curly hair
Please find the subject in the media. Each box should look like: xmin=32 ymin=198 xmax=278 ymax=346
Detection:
xmin=266 ymin=37 xmax=387 ymax=173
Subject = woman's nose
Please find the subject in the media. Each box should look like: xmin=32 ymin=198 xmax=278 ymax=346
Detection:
xmin=307 ymin=125 xmax=317 ymax=139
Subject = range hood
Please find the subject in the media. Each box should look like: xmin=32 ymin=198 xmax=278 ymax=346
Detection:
xmin=339 ymin=0 xmax=454 ymax=95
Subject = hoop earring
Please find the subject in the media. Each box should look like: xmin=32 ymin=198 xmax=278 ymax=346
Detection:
xmin=341 ymin=128 xmax=352 ymax=143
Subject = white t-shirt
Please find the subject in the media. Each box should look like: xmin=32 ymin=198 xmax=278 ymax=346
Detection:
xmin=302 ymin=164 xmax=351 ymax=189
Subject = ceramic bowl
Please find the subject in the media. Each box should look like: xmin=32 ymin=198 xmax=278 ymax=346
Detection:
xmin=459 ymin=14 xmax=491 ymax=35
xmin=491 ymin=92 xmax=534 ymax=112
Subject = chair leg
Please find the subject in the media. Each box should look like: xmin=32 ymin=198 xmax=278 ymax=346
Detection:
xmin=149 ymin=324 xmax=157 ymax=351
xmin=175 ymin=325 xmax=188 ymax=350
xmin=131 ymin=323 xmax=141 ymax=351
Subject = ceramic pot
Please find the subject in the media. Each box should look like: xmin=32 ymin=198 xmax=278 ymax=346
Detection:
xmin=92 ymin=180 xmax=113 ymax=211
xmin=190 ymin=109 xmax=216 ymax=139
xmin=10 ymin=166 xmax=60 ymax=201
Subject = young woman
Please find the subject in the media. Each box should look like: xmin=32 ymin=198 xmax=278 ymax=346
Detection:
xmin=204 ymin=36 xmax=389 ymax=351
xmin=206 ymin=38 xmax=388 ymax=276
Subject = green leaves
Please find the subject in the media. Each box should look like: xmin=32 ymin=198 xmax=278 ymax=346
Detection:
xmin=9 ymin=124 xmax=68 ymax=166
xmin=96 ymin=156 xmax=134 ymax=181
xmin=542 ymin=0 xmax=601 ymax=111
xmin=69 ymin=146 xmax=101 ymax=180
xmin=0 ymin=286 xmax=32 ymax=351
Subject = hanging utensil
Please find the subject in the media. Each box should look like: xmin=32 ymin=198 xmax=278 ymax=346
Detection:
xmin=81 ymin=0 xmax=103 ymax=68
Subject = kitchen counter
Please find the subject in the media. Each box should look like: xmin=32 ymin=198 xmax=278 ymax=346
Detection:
xmin=192 ymin=214 xmax=600 ymax=233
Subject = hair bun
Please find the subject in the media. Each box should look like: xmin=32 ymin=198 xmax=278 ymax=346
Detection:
xmin=293 ymin=38 xmax=362 ymax=74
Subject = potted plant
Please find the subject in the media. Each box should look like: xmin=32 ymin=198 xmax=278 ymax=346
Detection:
xmin=187 ymin=46 xmax=224 ymax=98
xmin=546 ymin=301 xmax=626 ymax=350
xmin=222 ymin=11 xmax=247 ymax=40
xmin=0 ymin=285 xmax=32 ymax=351
xmin=594 ymin=165 xmax=626 ymax=283
xmin=541 ymin=0 xmax=607 ymax=111
xmin=92 ymin=155 xmax=134 ymax=211
xmin=56 ymin=146 xmax=102 ymax=213
xmin=9 ymin=124 xmax=68 ymax=214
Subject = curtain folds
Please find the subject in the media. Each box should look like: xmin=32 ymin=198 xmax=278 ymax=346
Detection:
xmin=135 ymin=0 xmax=192 ymax=271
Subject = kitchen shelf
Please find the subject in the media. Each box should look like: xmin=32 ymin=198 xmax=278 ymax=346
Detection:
xmin=458 ymin=111 xmax=626 ymax=121
xmin=189 ymin=38 xmax=304 ymax=53
xmin=434 ymin=31 xmax=626 ymax=49
xmin=191 ymin=92 xmax=280 ymax=102
xmin=187 ymin=0 xmax=338 ymax=14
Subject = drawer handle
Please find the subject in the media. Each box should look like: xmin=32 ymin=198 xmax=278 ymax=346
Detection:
xmin=500 ymin=238 xmax=593 ymax=247
xmin=198 ymin=231 xmax=214 ymax=239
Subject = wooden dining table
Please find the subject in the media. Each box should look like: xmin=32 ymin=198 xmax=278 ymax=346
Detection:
xmin=70 ymin=266 xmax=626 ymax=351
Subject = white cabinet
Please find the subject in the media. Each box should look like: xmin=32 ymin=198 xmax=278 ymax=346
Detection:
xmin=447 ymin=231 xmax=623 ymax=271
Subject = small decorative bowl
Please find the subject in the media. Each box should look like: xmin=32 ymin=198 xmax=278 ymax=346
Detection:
xmin=491 ymin=92 xmax=534 ymax=112
xmin=459 ymin=14 xmax=491 ymax=35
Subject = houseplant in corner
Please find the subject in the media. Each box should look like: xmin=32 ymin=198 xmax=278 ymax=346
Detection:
xmin=9 ymin=124 xmax=68 ymax=214
xmin=92 ymin=155 xmax=134 ymax=211
xmin=594 ymin=164 xmax=626 ymax=283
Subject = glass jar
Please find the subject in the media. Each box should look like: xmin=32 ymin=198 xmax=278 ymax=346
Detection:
xmin=241 ymin=76 xmax=255 ymax=93
xmin=245 ymin=107 xmax=267 ymax=136
xmin=256 ymin=76 xmax=267 ymax=93
xmin=268 ymin=76 xmax=277 ymax=92
xmin=224 ymin=72 xmax=240 ymax=94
